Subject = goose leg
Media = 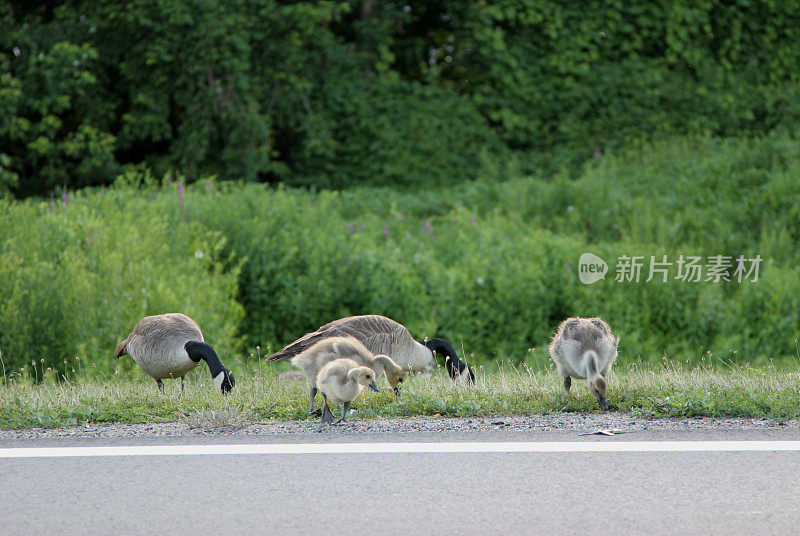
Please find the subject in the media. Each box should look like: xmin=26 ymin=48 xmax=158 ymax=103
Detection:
xmin=321 ymin=394 xmax=334 ymax=425
xmin=557 ymin=376 xmax=573 ymax=411
xmin=308 ymin=386 xmax=320 ymax=416
xmin=336 ymin=402 xmax=350 ymax=424
xmin=156 ymin=379 xmax=164 ymax=394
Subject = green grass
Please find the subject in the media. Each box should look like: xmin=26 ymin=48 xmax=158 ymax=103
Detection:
xmin=2 ymin=362 xmax=798 ymax=429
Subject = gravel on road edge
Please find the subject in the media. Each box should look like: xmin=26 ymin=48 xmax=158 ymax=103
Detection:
xmin=1 ymin=414 xmax=799 ymax=443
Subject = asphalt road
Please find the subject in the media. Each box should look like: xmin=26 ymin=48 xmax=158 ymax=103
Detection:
xmin=2 ymin=419 xmax=800 ymax=535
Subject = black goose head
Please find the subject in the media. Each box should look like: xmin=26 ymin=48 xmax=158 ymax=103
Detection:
xmin=185 ymin=341 xmax=236 ymax=394
xmin=419 ymin=338 xmax=475 ymax=384
xmin=217 ymin=367 xmax=236 ymax=394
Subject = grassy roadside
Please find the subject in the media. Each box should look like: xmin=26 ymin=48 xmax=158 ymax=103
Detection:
xmin=1 ymin=362 xmax=798 ymax=429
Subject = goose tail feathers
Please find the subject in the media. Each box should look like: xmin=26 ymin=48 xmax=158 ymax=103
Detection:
xmin=266 ymin=336 xmax=317 ymax=363
xmin=114 ymin=339 xmax=128 ymax=359
xmin=266 ymin=346 xmax=300 ymax=363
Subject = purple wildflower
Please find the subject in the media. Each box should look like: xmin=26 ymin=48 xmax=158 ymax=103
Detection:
xmin=594 ymin=149 xmax=602 ymax=158
xmin=422 ymin=220 xmax=433 ymax=234
xmin=471 ymin=215 xmax=477 ymax=226
xmin=348 ymin=223 xmax=355 ymax=234
xmin=177 ymin=181 xmax=185 ymax=211
xmin=204 ymin=180 xmax=211 ymax=191
xmin=61 ymin=190 xmax=68 ymax=206
xmin=87 ymin=234 xmax=93 ymax=245
xmin=49 ymin=201 xmax=54 ymax=213
xmin=383 ymin=225 xmax=390 ymax=238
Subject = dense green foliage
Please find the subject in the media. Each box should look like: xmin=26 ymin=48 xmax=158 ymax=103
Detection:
xmin=0 ymin=184 xmax=243 ymax=376
xmin=1 ymin=134 xmax=798 ymax=375
xmin=184 ymin=132 xmax=800 ymax=363
xmin=3 ymin=1 xmax=800 ymax=196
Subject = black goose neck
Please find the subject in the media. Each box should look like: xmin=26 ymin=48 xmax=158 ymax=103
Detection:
xmin=423 ymin=338 xmax=458 ymax=360
xmin=185 ymin=341 xmax=225 ymax=377
xmin=421 ymin=338 xmax=474 ymax=383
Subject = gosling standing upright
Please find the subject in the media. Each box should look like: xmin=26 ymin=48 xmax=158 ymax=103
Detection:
xmin=548 ymin=317 xmax=619 ymax=410
xmin=267 ymin=315 xmax=474 ymax=385
xmin=290 ymin=336 xmax=405 ymax=414
xmin=115 ymin=313 xmax=235 ymax=394
xmin=316 ymin=358 xmax=380 ymax=425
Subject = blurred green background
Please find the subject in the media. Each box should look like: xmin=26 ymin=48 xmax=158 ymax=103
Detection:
xmin=1 ymin=1 xmax=798 ymax=375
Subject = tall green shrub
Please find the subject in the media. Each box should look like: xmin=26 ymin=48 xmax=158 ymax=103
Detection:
xmin=0 ymin=188 xmax=243 ymax=376
xmin=178 ymin=170 xmax=800 ymax=363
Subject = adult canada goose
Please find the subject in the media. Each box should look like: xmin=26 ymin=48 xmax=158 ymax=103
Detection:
xmin=267 ymin=314 xmax=475 ymax=386
xmin=290 ymin=336 xmax=405 ymax=414
xmin=548 ymin=317 xmax=619 ymax=410
xmin=316 ymin=358 xmax=380 ymax=425
xmin=115 ymin=313 xmax=235 ymax=394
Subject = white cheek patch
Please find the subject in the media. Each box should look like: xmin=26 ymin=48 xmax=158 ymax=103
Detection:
xmin=457 ymin=368 xmax=470 ymax=384
xmin=213 ymin=372 xmax=225 ymax=390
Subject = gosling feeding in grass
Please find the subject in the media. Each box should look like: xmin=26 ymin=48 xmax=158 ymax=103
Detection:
xmin=290 ymin=336 xmax=405 ymax=414
xmin=317 ymin=358 xmax=380 ymax=424
xmin=115 ymin=313 xmax=235 ymax=394
xmin=549 ymin=317 xmax=619 ymax=410
xmin=267 ymin=314 xmax=475 ymax=386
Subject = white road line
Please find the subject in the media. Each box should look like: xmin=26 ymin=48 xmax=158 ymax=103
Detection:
xmin=1 ymin=441 xmax=800 ymax=458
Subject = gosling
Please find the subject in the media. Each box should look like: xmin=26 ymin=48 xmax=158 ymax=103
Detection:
xmin=267 ymin=315 xmax=474 ymax=385
xmin=290 ymin=336 xmax=405 ymax=414
xmin=317 ymin=358 xmax=380 ymax=425
xmin=549 ymin=317 xmax=619 ymax=410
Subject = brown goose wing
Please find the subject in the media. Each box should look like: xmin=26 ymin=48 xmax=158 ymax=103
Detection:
xmin=114 ymin=316 xmax=164 ymax=359
xmin=114 ymin=313 xmax=202 ymax=359
xmin=266 ymin=315 xmax=407 ymax=362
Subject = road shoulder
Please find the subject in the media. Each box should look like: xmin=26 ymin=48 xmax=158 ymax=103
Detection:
xmin=1 ymin=413 xmax=798 ymax=447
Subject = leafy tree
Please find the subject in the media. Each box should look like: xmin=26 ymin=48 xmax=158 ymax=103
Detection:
xmin=1 ymin=1 xmax=799 ymax=197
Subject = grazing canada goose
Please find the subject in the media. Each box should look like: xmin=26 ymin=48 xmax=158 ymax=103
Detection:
xmin=267 ymin=314 xmax=475 ymax=385
xmin=549 ymin=317 xmax=619 ymax=410
xmin=290 ymin=336 xmax=405 ymax=414
xmin=115 ymin=313 xmax=235 ymax=394
xmin=316 ymin=358 xmax=380 ymax=424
